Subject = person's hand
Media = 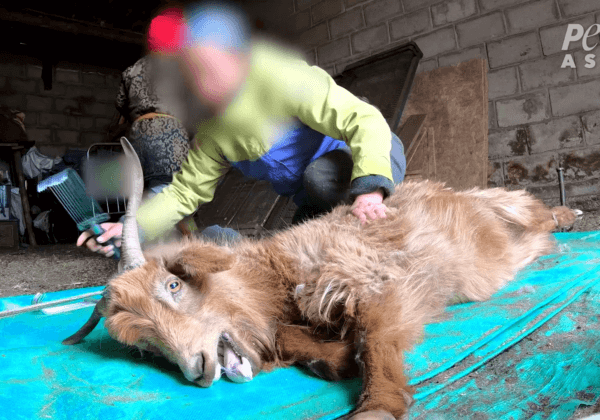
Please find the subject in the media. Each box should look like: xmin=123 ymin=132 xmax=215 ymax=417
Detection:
xmin=351 ymin=190 xmax=388 ymax=224
xmin=76 ymin=222 xmax=123 ymax=258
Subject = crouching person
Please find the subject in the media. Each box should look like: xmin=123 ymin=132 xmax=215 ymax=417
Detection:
xmin=77 ymin=3 xmax=406 ymax=257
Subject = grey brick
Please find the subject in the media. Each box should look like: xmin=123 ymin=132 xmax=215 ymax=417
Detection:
xmin=38 ymin=82 xmax=67 ymax=97
xmin=438 ymin=45 xmax=486 ymax=67
xmin=519 ymin=54 xmax=576 ymax=91
xmin=489 ymin=101 xmax=497 ymax=129
xmin=432 ymin=0 xmax=477 ymax=27
xmin=389 ymin=9 xmax=430 ymax=41
xmin=529 ymin=116 xmax=583 ymax=153
xmin=345 ymin=0 xmax=370 ymax=7
xmin=55 ymin=99 xmax=81 ymax=114
xmin=291 ymin=10 xmax=311 ymax=34
xmin=312 ymin=0 xmax=344 ymax=23
xmin=416 ymin=58 xmax=438 ymax=74
xmin=296 ymin=0 xmax=321 ymax=11
xmin=56 ymin=130 xmax=80 ymax=145
xmin=97 ymin=88 xmax=118 ymax=103
xmin=83 ymin=102 xmax=111 ymax=117
xmin=39 ymin=113 xmax=67 ymax=128
xmin=318 ymin=38 xmax=352 ymax=65
xmin=26 ymin=128 xmax=53 ymax=143
xmin=105 ymin=73 xmax=122 ymax=88
xmin=496 ymin=91 xmax=550 ymax=127
xmin=505 ymin=0 xmax=559 ymax=34
xmin=333 ymin=52 xmax=371 ymax=73
xmin=480 ymin=0 xmax=527 ymax=11
xmin=299 ymin=23 xmax=330 ymax=49
xmin=323 ymin=66 xmax=336 ymax=76
xmin=25 ymin=95 xmax=52 ymax=112
xmin=27 ymin=65 xmax=43 ymax=79
xmin=66 ymin=85 xmax=94 ymax=99
xmin=456 ymin=13 xmax=506 ymax=48
xmin=403 ymin=0 xmax=443 ymax=12
xmin=351 ymin=24 xmax=389 ymax=53
xmin=557 ymin=177 xmax=600 ymax=199
xmin=96 ymin=118 xmax=113 ymax=131
xmin=575 ymin=49 xmax=600 ymax=78
xmin=9 ymin=78 xmax=36 ymax=94
xmin=364 ymin=0 xmax=402 ymax=25
xmin=38 ymin=145 xmax=67 ymax=158
xmin=488 ymin=160 xmax=504 ymax=187
xmin=67 ymin=116 xmax=79 ymax=129
xmin=504 ymin=152 xmax=558 ymax=186
xmin=487 ymin=32 xmax=542 ymax=68
xmin=55 ymin=68 xmax=80 ymax=84
xmin=82 ymin=72 xmax=106 ymax=86
xmin=305 ymin=49 xmax=317 ymax=65
xmin=0 ymin=62 xmax=24 ymax=77
xmin=0 ymin=95 xmax=24 ymax=109
xmin=82 ymin=132 xmax=106 ymax=146
xmin=330 ymin=8 xmax=364 ymax=38
xmin=79 ymin=117 xmax=95 ymax=130
xmin=550 ymin=78 xmax=600 ymax=116
xmin=488 ymin=66 xmax=519 ymax=99
xmin=583 ymin=109 xmax=600 ymax=145
xmin=489 ymin=128 xmax=523 ymax=158
xmin=540 ymin=15 xmax=597 ymax=56
xmin=560 ymin=146 xmax=600 ymax=181
xmin=413 ymin=27 xmax=457 ymax=59
xmin=558 ymin=0 xmax=600 ymax=17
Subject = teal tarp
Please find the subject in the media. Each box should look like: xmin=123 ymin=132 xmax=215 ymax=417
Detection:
xmin=1 ymin=232 xmax=599 ymax=419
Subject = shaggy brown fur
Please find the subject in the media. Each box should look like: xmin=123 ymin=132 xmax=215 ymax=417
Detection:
xmin=100 ymin=180 xmax=579 ymax=419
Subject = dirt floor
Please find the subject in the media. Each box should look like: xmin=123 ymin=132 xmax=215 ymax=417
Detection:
xmin=1 ymin=209 xmax=600 ymax=419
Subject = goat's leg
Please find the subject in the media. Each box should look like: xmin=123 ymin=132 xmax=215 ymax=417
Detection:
xmin=346 ymin=293 xmax=425 ymax=420
xmin=276 ymin=324 xmax=359 ymax=380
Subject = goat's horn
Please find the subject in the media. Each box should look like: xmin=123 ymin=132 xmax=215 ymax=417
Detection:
xmin=62 ymin=292 xmax=109 ymax=345
xmin=62 ymin=137 xmax=146 ymax=345
xmin=119 ymin=136 xmax=146 ymax=270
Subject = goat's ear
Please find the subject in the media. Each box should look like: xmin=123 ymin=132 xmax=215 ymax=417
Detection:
xmin=165 ymin=244 xmax=235 ymax=281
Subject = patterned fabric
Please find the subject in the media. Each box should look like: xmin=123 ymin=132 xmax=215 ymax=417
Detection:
xmin=115 ymin=56 xmax=181 ymax=123
xmin=128 ymin=116 xmax=190 ymax=185
xmin=115 ymin=56 xmax=191 ymax=186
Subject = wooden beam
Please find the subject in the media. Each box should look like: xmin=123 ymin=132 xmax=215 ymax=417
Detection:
xmin=0 ymin=8 xmax=145 ymax=46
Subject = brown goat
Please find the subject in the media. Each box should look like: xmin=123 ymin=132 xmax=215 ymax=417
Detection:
xmin=65 ymin=138 xmax=581 ymax=420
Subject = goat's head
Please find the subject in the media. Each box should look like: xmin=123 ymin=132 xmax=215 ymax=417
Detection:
xmin=103 ymin=240 xmax=266 ymax=387
xmin=63 ymin=137 xmax=266 ymax=387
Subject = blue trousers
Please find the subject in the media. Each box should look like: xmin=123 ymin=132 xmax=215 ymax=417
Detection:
xmin=291 ymin=132 xmax=405 ymax=224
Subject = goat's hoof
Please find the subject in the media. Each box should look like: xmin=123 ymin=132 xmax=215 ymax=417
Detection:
xmin=346 ymin=410 xmax=396 ymax=420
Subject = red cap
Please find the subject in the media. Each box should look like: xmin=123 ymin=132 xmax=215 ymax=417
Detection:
xmin=147 ymin=8 xmax=187 ymax=53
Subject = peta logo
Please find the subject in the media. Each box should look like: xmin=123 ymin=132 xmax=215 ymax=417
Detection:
xmin=561 ymin=24 xmax=599 ymax=69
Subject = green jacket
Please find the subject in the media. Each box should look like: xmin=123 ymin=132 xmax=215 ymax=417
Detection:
xmin=136 ymin=40 xmax=394 ymax=241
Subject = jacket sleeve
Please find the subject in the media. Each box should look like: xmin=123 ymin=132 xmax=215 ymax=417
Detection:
xmin=282 ymin=61 xmax=394 ymax=188
xmin=135 ymin=138 xmax=228 ymax=242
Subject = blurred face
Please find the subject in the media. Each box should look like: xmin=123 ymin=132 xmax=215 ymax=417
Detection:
xmin=178 ymin=44 xmax=248 ymax=113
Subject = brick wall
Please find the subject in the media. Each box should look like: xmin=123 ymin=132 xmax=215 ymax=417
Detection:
xmin=277 ymin=0 xmax=600 ymax=208
xmin=0 ymin=52 xmax=122 ymax=158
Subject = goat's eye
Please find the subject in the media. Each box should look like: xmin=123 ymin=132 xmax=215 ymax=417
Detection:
xmin=167 ymin=279 xmax=182 ymax=293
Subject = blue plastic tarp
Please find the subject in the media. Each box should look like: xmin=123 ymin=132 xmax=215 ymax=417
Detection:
xmin=1 ymin=231 xmax=599 ymax=419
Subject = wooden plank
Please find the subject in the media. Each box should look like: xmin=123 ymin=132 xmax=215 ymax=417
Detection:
xmin=398 ymin=114 xmax=426 ymax=153
xmin=400 ymin=58 xmax=489 ymax=190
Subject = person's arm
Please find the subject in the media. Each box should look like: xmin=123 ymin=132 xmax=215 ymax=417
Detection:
xmin=282 ymin=61 xmax=395 ymax=200
xmin=135 ymin=137 xmax=228 ymax=242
